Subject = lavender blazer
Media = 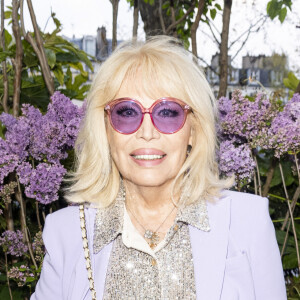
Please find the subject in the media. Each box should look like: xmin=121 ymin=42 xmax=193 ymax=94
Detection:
xmin=31 ymin=191 xmax=286 ymax=300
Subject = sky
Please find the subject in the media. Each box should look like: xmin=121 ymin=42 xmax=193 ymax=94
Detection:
xmin=20 ymin=0 xmax=300 ymax=73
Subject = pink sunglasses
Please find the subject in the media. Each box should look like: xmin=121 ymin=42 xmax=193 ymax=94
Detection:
xmin=105 ymin=97 xmax=191 ymax=134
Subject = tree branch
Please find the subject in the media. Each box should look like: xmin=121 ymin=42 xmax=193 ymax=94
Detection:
xmin=16 ymin=176 xmax=38 ymax=270
xmin=206 ymin=17 xmax=221 ymax=45
xmin=132 ymin=0 xmax=139 ymax=38
xmin=165 ymin=3 xmax=195 ymax=34
xmin=229 ymin=15 xmax=267 ymax=48
xmin=21 ymin=0 xmax=55 ymax=94
xmin=158 ymin=0 xmax=166 ymax=34
xmin=12 ymin=0 xmax=23 ymax=117
xmin=279 ymin=162 xmax=300 ymax=273
xmin=262 ymin=158 xmax=277 ymax=197
xmin=218 ymin=0 xmax=232 ymax=98
xmin=230 ymin=16 xmax=268 ymax=62
xmin=191 ymin=0 xmax=205 ymax=61
xmin=0 ymin=0 xmax=9 ymax=113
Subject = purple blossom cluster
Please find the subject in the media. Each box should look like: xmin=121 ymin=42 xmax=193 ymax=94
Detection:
xmin=7 ymin=265 xmax=34 ymax=287
xmin=0 ymin=230 xmax=28 ymax=256
xmin=32 ymin=231 xmax=44 ymax=262
xmin=219 ymin=140 xmax=256 ymax=181
xmin=0 ymin=92 xmax=85 ymax=204
xmin=217 ymin=91 xmax=300 ymax=180
xmin=268 ymin=93 xmax=300 ymax=157
xmin=22 ymin=163 xmax=66 ymax=205
xmin=218 ymin=90 xmax=278 ymax=147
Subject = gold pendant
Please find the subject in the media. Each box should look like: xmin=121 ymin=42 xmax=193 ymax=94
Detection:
xmin=145 ymin=231 xmax=160 ymax=249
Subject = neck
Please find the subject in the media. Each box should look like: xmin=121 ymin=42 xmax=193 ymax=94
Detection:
xmin=124 ymin=179 xmax=177 ymax=212
xmin=123 ymin=179 xmax=179 ymax=247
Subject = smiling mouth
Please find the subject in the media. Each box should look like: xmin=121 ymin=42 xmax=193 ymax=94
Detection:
xmin=130 ymin=154 xmax=166 ymax=160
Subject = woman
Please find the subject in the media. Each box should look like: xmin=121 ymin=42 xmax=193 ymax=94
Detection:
xmin=31 ymin=36 xmax=286 ymax=300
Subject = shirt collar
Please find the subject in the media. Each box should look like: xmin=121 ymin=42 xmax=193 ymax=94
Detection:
xmin=176 ymin=200 xmax=210 ymax=232
xmin=93 ymin=196 xmax=210 ymax=254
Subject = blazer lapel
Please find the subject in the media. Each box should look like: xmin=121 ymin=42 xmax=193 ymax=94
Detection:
xmin=189 ymin=196 xmax=231 ymax=300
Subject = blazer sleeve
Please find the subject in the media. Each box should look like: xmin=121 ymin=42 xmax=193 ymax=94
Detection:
xmin=249 ymin=197 xmax=286 ymax=300
xmin=30 ymin=213 xmax=64 ymax=300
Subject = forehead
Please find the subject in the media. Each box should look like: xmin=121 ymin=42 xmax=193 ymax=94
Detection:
xmin=113 ymin=67 xmax=188 ymax=108
xmin=114 ymin=84 xmax=163 ymax=107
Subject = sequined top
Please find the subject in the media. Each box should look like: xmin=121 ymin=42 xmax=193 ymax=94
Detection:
xmin=93 ymin=197 xmax=210 ymax=300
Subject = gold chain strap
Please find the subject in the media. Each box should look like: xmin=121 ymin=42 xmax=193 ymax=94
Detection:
xmin=79 ymin=204 xmax=97 ymax=300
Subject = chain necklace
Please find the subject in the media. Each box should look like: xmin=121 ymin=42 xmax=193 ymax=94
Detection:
xmin=125 ymin=184 xmax=176 ymax=249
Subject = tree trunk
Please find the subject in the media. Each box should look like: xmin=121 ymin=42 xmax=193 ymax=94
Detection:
xmin=12 ymin=0 xmax=23 ymax=117
xmin=218 ymin=0 xmax=232 ymax=99
xmin=139 ymin=1 xmax=195 ymax=38
xmin=4 ymin=203 xmax=14 ymax=231
xmin=132 ymin=0 xmax=139 ymax=39
xmin=191 ymin=0 xmax=205 ymax=63
xmin=1 ymin=0 xmax=9 ymax=113
xmin=139 ymin=1 xmax=172 ymax=37
xmin=25 ymin=0 xmax=55 ymax=95
xmin=111 ymin=0 xmax=119 ymax=51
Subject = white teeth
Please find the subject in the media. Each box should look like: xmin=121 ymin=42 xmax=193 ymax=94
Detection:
xmin=132 ymin=154 xmax=164 ymax=160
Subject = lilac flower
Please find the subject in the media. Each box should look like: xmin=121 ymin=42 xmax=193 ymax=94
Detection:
xmin=268 ymin=93 xmax=300 ymax=157
xmin=23 ymin=163 xmax=66 ymax=204
xmin=0 ymin=153 xmax=19 ymax=185
xmin=219 ymin=140 xmax=256 ymax=182
xmin=32 ymin=231 xmax=45 ymax=262
xmin=218 ymin=90 xmax=279 ymax=147
xmin=0 ymin=113 xmax=17 ymax=128
xmin=0 ymin=114 xmax=31 ymax=161
xmin=16 ymin=162 xmax=33 ymax=186
xmin=7 ymin=265 xmax=34 ymax=287
xmin=0 ymin=181 xmax=17 ymax=204
xmin=0 ymin=230 xmax=28 ymax=256
xmin=0 ymin=92 xmax=85 ymax=204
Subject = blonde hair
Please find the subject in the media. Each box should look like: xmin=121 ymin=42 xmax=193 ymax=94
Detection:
xmin=65 ymin=36 xmax=231 ymax=207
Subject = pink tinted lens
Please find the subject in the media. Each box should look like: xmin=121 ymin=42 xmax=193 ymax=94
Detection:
xmin=152 ymin=101 xmax=185 ymax=133
xmin=110 ymin=100 xmax=186 ymax=134
xmin=110 ymin=101 xmax=142 ymax=133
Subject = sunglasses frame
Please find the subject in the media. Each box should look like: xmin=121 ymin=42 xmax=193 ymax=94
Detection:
xmin=105 ymin=97 xmax=191 ymax=134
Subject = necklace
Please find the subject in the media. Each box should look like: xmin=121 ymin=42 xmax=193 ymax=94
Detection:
xmin=125 ymin=185 xmax=176 ymax=249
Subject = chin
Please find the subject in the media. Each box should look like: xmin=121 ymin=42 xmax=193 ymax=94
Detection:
xmin=129 ymin=171 xmax=174 ymax=188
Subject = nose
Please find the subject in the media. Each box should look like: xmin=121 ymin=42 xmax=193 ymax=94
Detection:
xmin=135 ymin=113 xmax=160 ymax=141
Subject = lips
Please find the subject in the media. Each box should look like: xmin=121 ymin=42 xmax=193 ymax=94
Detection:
xmin=130 ymin=148 xmax=166 ymax=156
xmin=130 ymin=148 xmax=166 ymax=166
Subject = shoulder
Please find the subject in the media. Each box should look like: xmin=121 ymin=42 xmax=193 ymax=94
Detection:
xmin=45 ymin=205 xmax=97 ymax=227
xmin=206 ymin=190 xmax=271 ymax=237
xmin=221 ymin=190 xmax=269 ymax=222
xmin=43 ymin=205 xmax=97 ymax=249
xmin=214 ymin=190 xmax=272 ymax=246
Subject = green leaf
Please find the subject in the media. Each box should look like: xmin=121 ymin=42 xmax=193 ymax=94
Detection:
xmin=270 ymin=162 xmax=295 ymax=188
xmin=283 ymin=252 xmax=299 ymax=269
xmin=55 ymin=52 xmax=79 ymax=63
xmin=283 ymin=72 xmax=300 ymax=91
xmin=4 ymin=29 xmax=12 ymax=47
xmin=0 ymin=50 xmax=13 ymax=62
xmin=210 ymin=8 xmax=217 ymax=20
xmin=279 ymin=7 xmax=287 ymax=23
xmin=45 ymin=48 xmax=56 ymax=68
xmin=4 ymin=10 xmax=12 ymax=20
xmin=267 ymin=0 xmax=278 ymax=20
xmin=215 ymin=3 xmax=222 ymax=10
xmin=53 ymin=66 xmax=64 ymax=86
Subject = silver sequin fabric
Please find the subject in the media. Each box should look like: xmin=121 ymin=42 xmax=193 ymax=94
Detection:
xmin=93 ymin=196 xmax=210 ymax=300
